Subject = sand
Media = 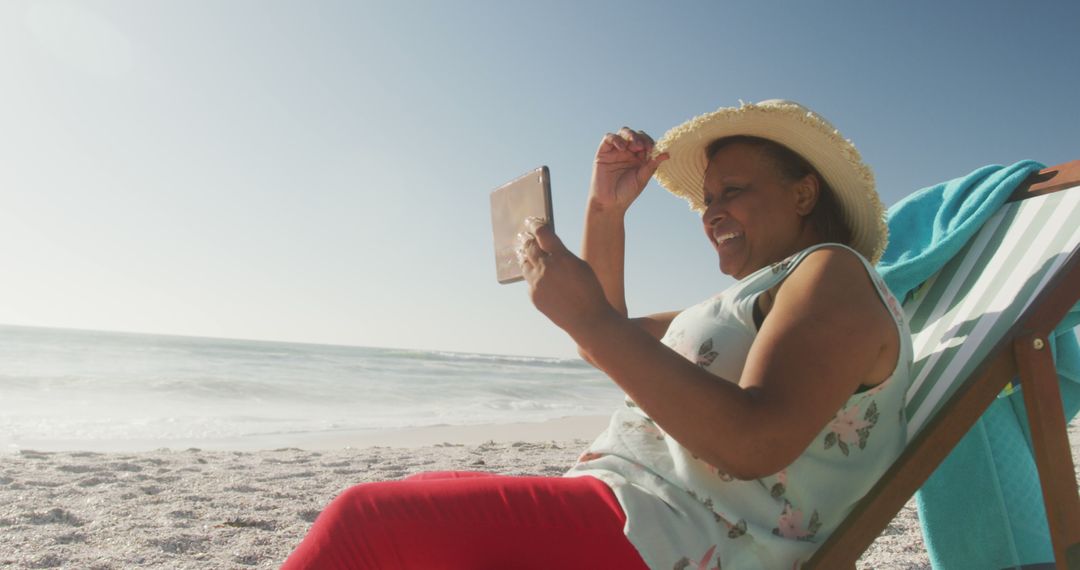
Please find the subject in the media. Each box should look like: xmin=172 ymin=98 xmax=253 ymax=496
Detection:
xmin=1 ymin=417 xmax=1075 ymax=569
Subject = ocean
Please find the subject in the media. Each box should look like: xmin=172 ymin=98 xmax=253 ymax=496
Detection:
xmin=0 ymin=324 xmax=623 ymax=450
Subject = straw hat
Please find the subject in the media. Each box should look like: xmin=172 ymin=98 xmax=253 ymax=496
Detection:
xmin=653 ymin=99 xmax=887 ymax=264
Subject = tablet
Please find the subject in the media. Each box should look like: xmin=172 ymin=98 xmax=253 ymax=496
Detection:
xmin=489 ymin=166 xmax=553 ymax=284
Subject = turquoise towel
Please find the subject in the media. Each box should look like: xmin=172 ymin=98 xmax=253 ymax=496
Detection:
xmin=877 ymin=161 xmax=1080 ymax=569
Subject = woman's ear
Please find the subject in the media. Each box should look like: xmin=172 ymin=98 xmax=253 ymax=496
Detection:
xmin=793 ymin=174 xmax=820 ymax=216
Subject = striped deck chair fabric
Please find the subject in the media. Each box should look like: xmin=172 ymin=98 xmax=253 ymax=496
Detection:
xmin=902 ymin=184 xmax=1080 ymax=438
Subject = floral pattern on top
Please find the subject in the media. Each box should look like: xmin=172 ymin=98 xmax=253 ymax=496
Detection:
xmin=578 ymin=451 xmax=606 ymax=463
xmin=687 ymin=490 xmax=748 ymax=539
xmin=622 ymin=418 xmax=666 ymax=441
xmin=824 ymin=400 xmax=880 ymax=456
xmin=673 ymin=544 xmax=720 ymax=570
xmin=769 ymin=469 xmax=788 ymax=498
xmin=772 ymin=501 xmax=821 ymax=541
xmin=697 ymin=338 xmax=720 ymax=368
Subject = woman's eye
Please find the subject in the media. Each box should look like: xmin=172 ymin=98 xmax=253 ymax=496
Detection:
xmin=723 ymin=186 xmax=742 ymax=196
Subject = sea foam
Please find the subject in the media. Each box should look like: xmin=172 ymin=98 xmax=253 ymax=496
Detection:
xmin=0 ymin=325 xmax=622 ymax=446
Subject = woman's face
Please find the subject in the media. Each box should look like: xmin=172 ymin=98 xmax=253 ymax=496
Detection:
xmin=701 ymin=142 xmax=818 ymax=279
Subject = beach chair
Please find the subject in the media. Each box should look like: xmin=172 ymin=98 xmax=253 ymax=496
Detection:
xmin=804 ymin=160 xmax=1080 ymax=569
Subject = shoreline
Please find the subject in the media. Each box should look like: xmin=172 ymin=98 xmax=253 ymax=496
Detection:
xmin=2 ymin=415 xmax=611 ymax=454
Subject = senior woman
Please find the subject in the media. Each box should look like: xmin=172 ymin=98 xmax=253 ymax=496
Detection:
xmin=282 ymin=100 xmax=912 ymax=570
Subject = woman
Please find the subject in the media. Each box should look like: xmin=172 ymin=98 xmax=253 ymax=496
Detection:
xmin=282 ymin=100 xmax=912 ymax=569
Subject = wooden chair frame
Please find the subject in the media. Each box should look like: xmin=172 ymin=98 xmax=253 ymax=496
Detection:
xmin=804 ymin=160 xmax=1080 ymax=570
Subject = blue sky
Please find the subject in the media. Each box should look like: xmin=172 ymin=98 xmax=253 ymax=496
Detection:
xmin=1 ymin=1 xmax=1078 ymax=358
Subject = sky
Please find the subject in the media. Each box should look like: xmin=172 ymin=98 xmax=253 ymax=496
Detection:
xmin=1 ymin=1 xmax=1078 ymax=358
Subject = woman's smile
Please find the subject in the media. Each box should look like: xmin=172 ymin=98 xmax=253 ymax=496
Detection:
xmin=712 ymin=231 xmax=743 ymax=247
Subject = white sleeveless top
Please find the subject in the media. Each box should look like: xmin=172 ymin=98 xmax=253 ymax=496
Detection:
xmin=565 ymin=243 xmax=913 ymax=569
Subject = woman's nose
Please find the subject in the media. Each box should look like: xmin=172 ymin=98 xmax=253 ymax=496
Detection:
xmin=703 ymin=202 xmax=725 ymax=226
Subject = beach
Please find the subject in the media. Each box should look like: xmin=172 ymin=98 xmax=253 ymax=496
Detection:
xmin=3 ymin=326 xmax=941 ymax=568
xmin=8 ymin=415 xmax=1073 ymax=569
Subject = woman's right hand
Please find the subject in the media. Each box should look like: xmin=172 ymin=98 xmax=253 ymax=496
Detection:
xmin=589 ymin=127 xmax=669 ymax=214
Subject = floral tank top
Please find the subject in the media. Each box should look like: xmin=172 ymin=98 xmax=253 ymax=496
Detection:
xmin=564 ymin=243 xmax=913 ymax=569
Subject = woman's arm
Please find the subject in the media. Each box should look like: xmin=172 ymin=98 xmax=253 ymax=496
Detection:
xmin=582 ymin=128 xmax=668 ymax=316
xmin=579 ymin=311 xmax=680 ymax=366
xmin=574 ymin=129 xmax=673 ymax=365
xmin=581 ymin=206 xmax=629 ymax=315
xmin=630 ymin=311 xmax=681 ymax=341
xmin=522 ymin=229 xmax=897 ymax=480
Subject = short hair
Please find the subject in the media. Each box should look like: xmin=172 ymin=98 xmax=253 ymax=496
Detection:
xmin=705 ymin=135 xmax=852 ymax=247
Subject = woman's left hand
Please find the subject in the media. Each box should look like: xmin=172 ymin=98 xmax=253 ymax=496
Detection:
xmin=518 ymin=218 xmax=618 ymax=336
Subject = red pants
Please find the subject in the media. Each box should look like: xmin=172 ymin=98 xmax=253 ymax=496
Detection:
xmin=281 ymin=471 xmax=650 ymax=570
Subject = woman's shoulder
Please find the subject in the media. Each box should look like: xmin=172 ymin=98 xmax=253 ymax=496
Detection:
xmin=776 ymin=243 xmax=884 ymax=291
xmin=776 ymin=243 xmax=897 ymax=325
xmin=797 ymin=243 xmax=872 ymax=276
xmin=733 ymin=243 xmax=888 ymax=319
xmin=793 ymin=243 xmax=905 ymax=324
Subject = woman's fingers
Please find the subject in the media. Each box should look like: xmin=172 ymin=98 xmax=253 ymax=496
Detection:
xmin=639 ymin=151 xmax=670 ymax=179
xmin=601 ymin=128 xmax=657 ymax=156
xmin=617 ymin=127 xmax=644 ymax=152
xmin=516 ymin=232 xmax=542 ymax=264
xmin=516 ymin=219 xmax=566 ymax=281
xmin=616 ymin=127 xmax=655 ymax=154
xmin=527 ymin=218 xmax=567 ymax=255
xmin=516 ymin=231 xmax=546 ymax=285
xmin=601 ymin=132 xmax=628 ymax=153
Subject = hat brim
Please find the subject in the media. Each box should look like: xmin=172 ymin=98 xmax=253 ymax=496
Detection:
xmin=653 ymin=100 xmax=887 ymax=264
